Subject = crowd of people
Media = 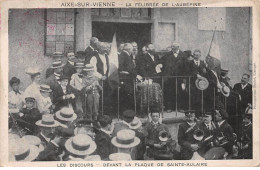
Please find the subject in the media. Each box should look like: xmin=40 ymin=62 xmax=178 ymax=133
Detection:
xmin=8 ymin=37 xmax=252 ymax=161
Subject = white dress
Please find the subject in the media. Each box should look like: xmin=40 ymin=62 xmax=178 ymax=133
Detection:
xmin=22 ymin=82 xmax=41 ymax=104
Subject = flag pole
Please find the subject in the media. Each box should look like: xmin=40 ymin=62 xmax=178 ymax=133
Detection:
xmin=207 ymin=26 xmax=217 ymax=56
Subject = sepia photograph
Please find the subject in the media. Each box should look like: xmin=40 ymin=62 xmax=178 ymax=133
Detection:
xmin=1 ymin=0 xmax=259 ymax=166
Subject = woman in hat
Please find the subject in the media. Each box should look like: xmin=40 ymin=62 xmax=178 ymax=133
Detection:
xmin=52 ymin=74 xmax=78 ymax=112
xmin=9 ymin=77 xmax=23 ymax=110
xmin=23 ymin=67 xmax=42 ymax=104
xmin=37 ymin=84 xmax=53 ymax=115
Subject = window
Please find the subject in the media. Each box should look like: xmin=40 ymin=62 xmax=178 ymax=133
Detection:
xmin=91 ymin=8 xmax=151 ymax=18
xmin=45 ymin=9 xmax=76 ymax=55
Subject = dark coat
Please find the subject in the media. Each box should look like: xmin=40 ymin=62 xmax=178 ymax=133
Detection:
xmin=233 ymin=83 xmax=252 ymax=114
xmin=188 ymin=59 xmax=207 ymax=77
xmin=45 ymin=67 xmax=54 ymax=79
xmin=45 ymin=74 xmax=60 ymax=90
xmin=52 ymin=84 xmax=77 ymax=112
xmin=95 ymin=130 xmax=113 ymax=160
xmin=160 ymin=51 xmax=185 ymax=76
xmin=138 ymin=53 xmax=160 ymax=78
xmin=118 ymin=51 xmax=136 ymax=79
xmin=178 ymin=121 xmax=197 ymax=160
xmin=37 ymin=141 xmax=63 ymax=161
xmin=63 ymin=62 xmax=76 ymax=78
xmin=84 ymin=46 xmax=97 ymax=64
xmin=18 ymin=108 xmax=41 ymax=134
xmin=215 ymin=120 xmax=234 ymax=155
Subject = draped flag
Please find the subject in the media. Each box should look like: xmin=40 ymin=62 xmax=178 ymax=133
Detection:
xmin=108 ymin=33 xmax=119 ymax=90
xmin=206 ymin=28 xmax=222 ymax=74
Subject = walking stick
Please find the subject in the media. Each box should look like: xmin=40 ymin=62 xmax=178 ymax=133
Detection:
xmin=117 ymin=86 xmax=120 ymax=121
xmin=102 ymin=80 xmax=104 ymax=115
xmin=133 ymin=79 xmax=137 ymax=115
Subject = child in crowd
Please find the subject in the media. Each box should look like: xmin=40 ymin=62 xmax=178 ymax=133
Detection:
xmin=82 ymin=64 xmax=103 ymax=120
xmin=70 ymin=62 xmax=85 ymax=112
xmin=37 ymin=84 xmax=53 ymax=115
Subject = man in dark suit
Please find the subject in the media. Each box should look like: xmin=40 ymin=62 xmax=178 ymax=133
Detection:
xmin=233 ymin=73 xmax=252 ymax=115
xmin=84 ymin=37 xmax=99 ymax=64
xmin=214 ymin=109 xmax=234 ymax=157
xmin=95 ymin=115 xmax=113 ymax=160
xmin=63 ymin=52 xmax=77 ymax=78
xmin=118 ymin=43 xmax=136 ymax=112
xmin=178 ymin=111 xmax=198 ymax=160
xmin=160 ymin=42 xmax=185 ymax=112
xmin=45 ymin=61 xmax=63 ymax=91
xmin=52 ymin=75 xmax=78 ymax=112
xmin=233 ymin=73 xmax=252 ymax=137
xmin=45 ymin=52 xmax=63 ymax=79
xmin=138 ymin=43 xmax=161 ymax=79
xmin=188 ymin=49 xmax=207 ymax=111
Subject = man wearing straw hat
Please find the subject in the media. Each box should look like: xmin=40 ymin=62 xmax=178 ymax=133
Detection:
xmin=64 ymin=134 xmax=97 ymax=160
xmin=63 ymin=52 xmax=77 ymax=78
xmin=35 ymin=114 xmax=60 ymax=147
xmin=111 ymin=129 xmax=140 ymax=160
xmin=37 ymin=84 xmax=53 ymax=115
xmin=45 ymin=52 xmax=64 ymax=79
xmin=45 ymin=60 xmax=64 ymax=91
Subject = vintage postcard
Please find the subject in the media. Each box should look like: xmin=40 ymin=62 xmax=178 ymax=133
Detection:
xmin=0 ymin=0 xmax=259 ymax=167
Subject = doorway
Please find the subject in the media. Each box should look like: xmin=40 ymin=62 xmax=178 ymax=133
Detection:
xmin=92 ymin=22 xmax=152 ymax=51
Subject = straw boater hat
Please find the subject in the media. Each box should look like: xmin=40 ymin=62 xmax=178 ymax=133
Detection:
xmin=65 ymin=134 xmax=97 ymax=156
xmin=59 ymin=74 xmax=71 ymax=81
xmin=74 ymin=119 xmax=95 ymax=135
xmin=9 ymin=138 xmax=39 ymax=162
xmin=84 ymin=64 xmax=95 ymax=71
xmin=111 ymin=129 xmax=140 ymax=149
xmin=219 ymin=84 xmax=230 ymax=97
xmin=109 ymin=153 xmax=132 ymax=161
xmin=22 ymin=135 xmax=44 ymax=152
xmin=50 ymin=60 xmax=64 ymax=69
xmin=129 ymin=117 xmax=142 ymax=130
xmin=55 ymin=107 xmax=77 ymax=122
xmin=84 ymin=155 xmax=101 ymax=161
xmin=195 ymin=76 xmax=209 ymax=90
xmin=40 ymin=84 xmax=52 ymax=93
xmin=35 ymin=114 xmax=60 ymax=128
xmin=52 ymin=52 xmax=63 ymax=58
xmin=74 ymin=62 xmax=85 ymax=68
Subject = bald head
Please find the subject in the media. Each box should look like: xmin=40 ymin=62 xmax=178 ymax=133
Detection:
xmin=172 ymin=42 xmax=180 ymax=52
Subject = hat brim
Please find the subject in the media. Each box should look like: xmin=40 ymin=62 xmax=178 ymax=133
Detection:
xmin=14 ymin=145 xmax=39 ymax=162
xmin=129 ymin=121 xmax=142 ymax=130
xmin=50 ymin=64 xmax=65 ymax=69
xmin=40 ymin=89 xmax=52 ymax=93
xmin=195 ymin=78 xmax=209 ymax=90
xmin=35 ymin=120 xmax=60 ymax=128
xmin=55 ymin=111 xmax=77 ymax=122
xmin=111 ymin=137 xmax=140 ymax=149
xmin=65 ymin=138 xmax=97 ymax=156
xmin=220 ymin=88 xmax=230 ymax=97
xmin=22 ymin=135 xmax=41 ymax=146
xmin=159 ymin=136 xmax=168 ymax=142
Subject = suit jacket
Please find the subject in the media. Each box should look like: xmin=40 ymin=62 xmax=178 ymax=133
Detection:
xmin=188 ymin=59 xmax=207 ymax=77
xmin=45 ymin=67 xmax=54 ymax=79
xmin=160 ymin=51 xmax=185 ymax=76
xmin=118 ymin=51 xmax=136 ymax=79
xmin=63 ymin=61 xmax=76 ymax=78
xmin=91 ymin=52 xmax=109 ymax=77
xmin=52 ymin=84 xmax=77 ymax=112
xmin=18 ymin=108 xmax=41 ymax=134
xmin=178 ymin=121 xmax=197 ymax=160
xmin=138 ymin=53 xmax=160 ymax=78
xmin=215 ymin=120 xmax=234 ymax=154
xmin=45 ymin=74 xmax=60 ymax=90
xmin=95 ymin=130 xmax=113 ymax=160
xmin=233 ymin=83 xmax=252 ymax=113
xmin=37 ymin=141 xmax=63 ymax=161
